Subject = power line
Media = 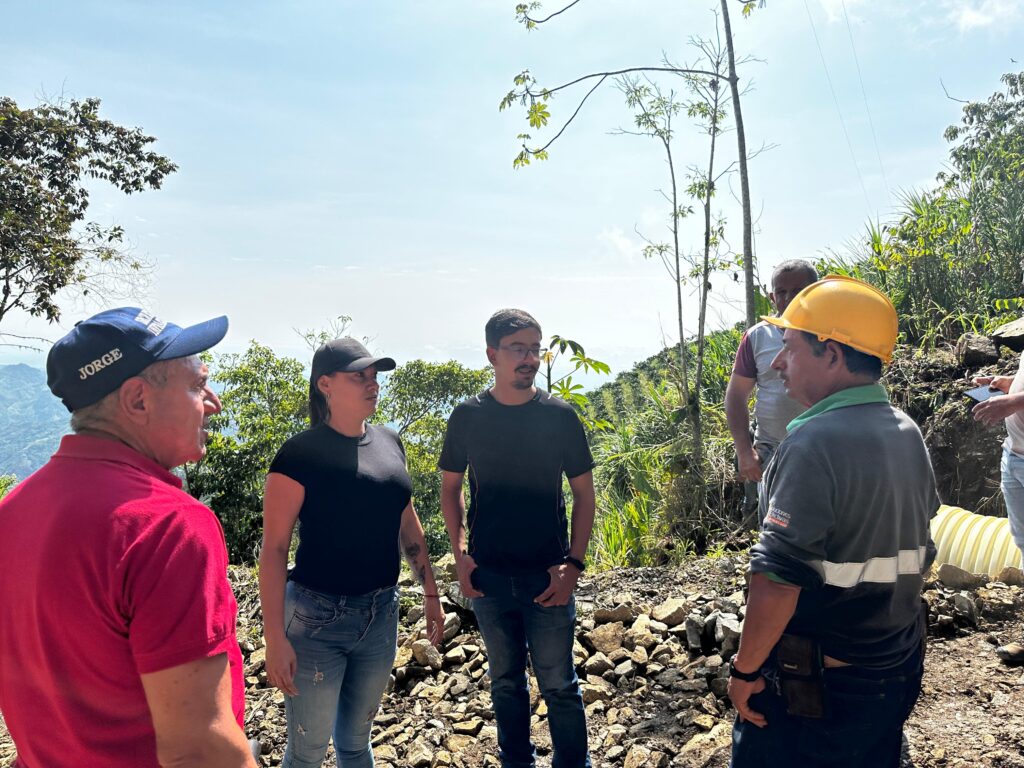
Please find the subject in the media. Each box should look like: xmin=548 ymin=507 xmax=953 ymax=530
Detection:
xmin=802 ymin=0 xmax=872 ymax=213
xmin=841 ymin=0 xmax=891 ymax=203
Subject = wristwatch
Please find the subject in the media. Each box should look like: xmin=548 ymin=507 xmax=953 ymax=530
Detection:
xmin=564 ymin=555 xmax=586 ymax=572
xmin=728 ymin=662 xmax=762 ymax=682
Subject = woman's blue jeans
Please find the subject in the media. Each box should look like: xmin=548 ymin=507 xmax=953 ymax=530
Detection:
xmin=471 ymin=567 xmax=591 ymax=768
xmin=282 ymin=581 xmax=399 ymax=768
xmin=1001 ymin=447 xmax=1024 ymax=566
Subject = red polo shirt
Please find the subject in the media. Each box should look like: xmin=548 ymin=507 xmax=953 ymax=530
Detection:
xmin=0 ymin=435 xmax=244 ymax=767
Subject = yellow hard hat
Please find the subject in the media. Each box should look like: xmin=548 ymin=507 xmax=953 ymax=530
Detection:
xmin=762 ymin=275 xmax=898 ymax=363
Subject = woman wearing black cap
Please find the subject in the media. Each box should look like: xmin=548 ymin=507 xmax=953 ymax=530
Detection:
xmin=259 ymin=337 xmax=444 ymax=768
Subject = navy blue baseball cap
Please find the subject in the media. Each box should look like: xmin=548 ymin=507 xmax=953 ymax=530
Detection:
xmin=46 ymin=307 xmax=229 ymax=412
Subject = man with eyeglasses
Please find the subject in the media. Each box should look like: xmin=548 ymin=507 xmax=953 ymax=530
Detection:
xmin=440 ymin=308 xmax=596 ymax=768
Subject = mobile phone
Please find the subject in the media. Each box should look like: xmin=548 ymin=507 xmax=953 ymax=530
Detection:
xmin=966 ymin=385 xmax=1005 ymax=402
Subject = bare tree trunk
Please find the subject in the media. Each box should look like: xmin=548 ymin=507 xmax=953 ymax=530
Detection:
xmin=692 ymin=82 xmax=725 ymax=519
xmin=664 ymin=137 xmax=691 ymax=409
xmin=720 ymin=0 xmax=756 ymax=329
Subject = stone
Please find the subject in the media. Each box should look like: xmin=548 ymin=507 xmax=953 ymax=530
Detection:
xmin=442 ymin=613 xmax=463 ymax=643
xmin=585 ymin=652 xmax=614 ymax=676
xmin=573 ymin=638 xmax=590 ymax=667
xmin=684 ymin=615 xmax=704 ymax=653
xmin=692 ymin=713 xmax=717 ymax=730
xmin=623 ymin=745 xmax=653 ymax=768
xmin=680 ymin=722 xmax=732 ymax=763
xmin=406 ymin=739 xmax=433 ymax=767
xmin=995 ymin=566 xmax=1024 ymax=587
xmin=582 ymin=676 xmax=616 ymax=704
xmin=992 ymin=317 xmax=1024 ymax=351
xmin=411 ymin=682 xmax=447 ymax=701
xmin=394 ymin=646 xmax=414 ymax=668
xmin=710 ymin=677 xmax=730 ymax=697
xmin=952 ymin=593 xmax=979 ymax=626
xmin=444 ymin=646 xmax=467 ymax=666
xmin=955 ymin=332 xmax=999 ymax=365
xmin=445 ymin=734 xmax=476 ymax=752
xmin=435 ymin=553 xmax=459 ymax=581
xmin=447 ymin=673 xmax=471 ymax=697
xmin=613 ymin=659 xmax=635 ymax=678
xmin=453 ymin=718 xmax=484 ymax=736
xmin=412 ymin=639 xmax=444 ymax=671
xmin=374 ymin=745 xmax=400 ymax=762
xmin=652 ymin=597 xmax=689 ymax=627
xmin=444 ymin=582 xmax=473 ymax=611
xmin=586 ymin=622 xmax=626 ymax=655
xmin=603 ymin=724 xmax=628 ymax=747
xmin=431 ymin=750 xmax=453 ymax=767
xmin=937 ymin=563 xmax=986 ymax=591
xmin=595 ymin=603 xmax=638 ymax=624
xmin=649 ymin=619 xmax=668 ymax=636
xmin=714 ymin=615 xmax=742 ymax=658
xmin=625 ymin=614 xmax=658 ymax=651
xmin=244 ymin=646 xmax=266 ymax=675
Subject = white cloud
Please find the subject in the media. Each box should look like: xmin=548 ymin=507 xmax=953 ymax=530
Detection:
xmin=596 ymin=227 xmax=643 ymax=264
xmin=942 ymin=0 xmax=1021 ymax=31
xmin=818 ymin=0 xmax=869 ymax=24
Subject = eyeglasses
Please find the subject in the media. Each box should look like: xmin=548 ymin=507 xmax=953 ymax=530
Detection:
xmin=499 ymin=345 xmax=546 ymax=360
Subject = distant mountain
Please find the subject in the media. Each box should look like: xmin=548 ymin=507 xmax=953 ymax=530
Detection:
xmin=0 ymin=364 xmax=69 ymax=479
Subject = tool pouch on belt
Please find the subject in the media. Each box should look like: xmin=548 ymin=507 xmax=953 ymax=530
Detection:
xmin=776 ymin=633 xmax=826 ymax=719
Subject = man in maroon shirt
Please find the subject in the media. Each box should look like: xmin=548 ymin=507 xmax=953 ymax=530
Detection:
xmin=0 ymin=307 xmax=256 ymax=768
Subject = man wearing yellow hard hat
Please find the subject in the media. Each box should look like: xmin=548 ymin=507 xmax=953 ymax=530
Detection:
xmin=727 ymin=276 xmax=939 ymax=768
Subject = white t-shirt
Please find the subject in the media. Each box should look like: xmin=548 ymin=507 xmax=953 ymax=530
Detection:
xmin=1005 ymin=354 xmax=1024 ymax=455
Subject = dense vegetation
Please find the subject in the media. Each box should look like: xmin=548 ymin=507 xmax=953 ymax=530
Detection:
xmin=577 ymin=71 xmax=1024 ymax=569
xmin=2 ymin=72 xmax=1021 ymax=573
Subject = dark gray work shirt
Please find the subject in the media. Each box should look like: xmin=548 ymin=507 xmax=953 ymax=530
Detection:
xmin=750 ymin=401 xmax=939 ymax=668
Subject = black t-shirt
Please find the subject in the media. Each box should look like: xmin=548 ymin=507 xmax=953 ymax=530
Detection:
xmin=438 ymin=389 xmax=595 ymax=574
xmin=269 ymin=423 xmax=412 ymax=596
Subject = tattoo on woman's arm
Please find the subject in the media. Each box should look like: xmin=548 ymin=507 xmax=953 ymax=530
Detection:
xmin=403 ymin=541 xmax=429 ymax=585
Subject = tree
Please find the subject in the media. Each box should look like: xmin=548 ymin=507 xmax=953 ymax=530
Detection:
xmin=822 ymin=70 xmax=1024 ymax=348
xmin=616 ymin=28 xmax=737 ymax=529
xmin=0 ymin=97 xmax=176 ymax=340
xmin=538 ymin=334 xmax=611 ymax=431
xmin=0 ymin=474 xmax=16 ymax=501
xmin=376 ymin=359 xmax=493 ymax=556
xmin=501 ymin=1 xmax=761 ymax=326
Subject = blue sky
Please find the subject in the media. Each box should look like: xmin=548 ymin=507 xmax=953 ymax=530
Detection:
xmin=2 ymin=0 xmax=1022 ymax=381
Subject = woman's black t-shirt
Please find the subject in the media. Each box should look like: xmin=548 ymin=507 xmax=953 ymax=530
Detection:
xmin=269 ymin=423 xmax=412 ymax=596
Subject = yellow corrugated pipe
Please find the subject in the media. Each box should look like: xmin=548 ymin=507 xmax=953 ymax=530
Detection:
xmin=930 ymin=505 xmax=1022 ymax=576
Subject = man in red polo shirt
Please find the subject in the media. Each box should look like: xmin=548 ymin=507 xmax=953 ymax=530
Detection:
xmin=0 ymin=308 xmax=257 ymax=767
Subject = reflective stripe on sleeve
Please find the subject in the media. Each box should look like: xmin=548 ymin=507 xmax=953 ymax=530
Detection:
xmin=819 ymin=547 xmax=929 ymax=588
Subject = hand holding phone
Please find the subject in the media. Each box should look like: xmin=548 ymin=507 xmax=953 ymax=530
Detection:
xmin=966 ymin=384 xmax=1005 ymax=402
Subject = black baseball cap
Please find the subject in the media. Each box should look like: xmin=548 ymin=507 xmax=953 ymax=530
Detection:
xmin=311 ymin=338 xmax=396 ymax=383
xmin=47 ymin=307 xmax=229 ymax=412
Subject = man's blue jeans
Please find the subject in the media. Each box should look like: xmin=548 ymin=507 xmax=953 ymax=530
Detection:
xmin=282 ymin=581 xmax=399 ymax=768
xmin=471 ymin=567 xmax=591 ymax=768
xmin=1001 ymin=447 xmax=1024 ymax=566
xmin=730 ymin=646 xmax=923 ymax=768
